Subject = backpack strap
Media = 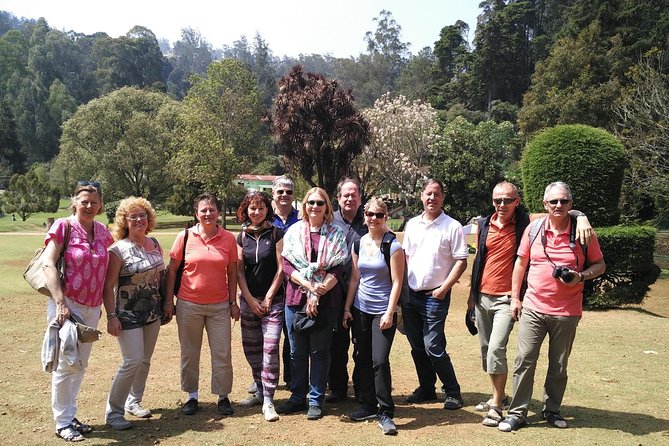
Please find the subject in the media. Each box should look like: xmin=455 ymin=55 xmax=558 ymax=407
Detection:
xmin=528 ymin=217 xmax=545 ymax=251
xmin=381 ymin=231 xmax=397 ymax=274
xmin=353 ymin=239 xmax=360 ymax=256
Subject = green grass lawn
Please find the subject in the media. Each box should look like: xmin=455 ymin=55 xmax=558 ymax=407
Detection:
xmin=0 ymin=233 xmax=667 ymax=445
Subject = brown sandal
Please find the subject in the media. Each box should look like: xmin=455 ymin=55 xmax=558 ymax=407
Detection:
xmin=482 ymin=406 xmax=503 ymax=427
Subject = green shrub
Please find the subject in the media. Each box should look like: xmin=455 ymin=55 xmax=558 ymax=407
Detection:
xmin=586 ymin=225 xmax=660 ymax=308
xmin=522 ymin=124 xmax=626 ymax=226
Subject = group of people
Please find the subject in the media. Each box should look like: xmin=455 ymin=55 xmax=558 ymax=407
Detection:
xmin=41 ymin=175 xmax=605 ymax=441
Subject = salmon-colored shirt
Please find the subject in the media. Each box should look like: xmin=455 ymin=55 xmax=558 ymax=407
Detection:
xmin=169 ymin=225 xmax=237 ymax=305
xmin=517 ymin=219 xmax=603 ymax=317
xmin=479 ymin=215 xmax=516 ymax=296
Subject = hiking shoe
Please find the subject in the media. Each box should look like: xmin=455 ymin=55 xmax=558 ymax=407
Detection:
xmin=262 ymin=402 xmax=280 ymax=422
xmin=125 ymin=402 xmax=152 ymax=418
xmin=443 ymin=395 xmax=464 ymax=410
xmin=239 ymin=392 xmax=263 ymax=407
xmin=405 ymin=388 xmax=438 ymax=404
xmin=475 ymin=396 xmax=510 ymax=412
xmin=325 ymin=392 xmax=346 ymax=403
xmin=106 ymin=417 xmax=132 ymax=430
xmin=378 ymin=415 xmax=397 ymax=435
xmin=276 ymin=400 xmax=307 ymax=414
xmin=247 ymin=381 xmax=258 ymax=394
xmin=182 ymin=398 xmax=198 ymax=415
xmin=217 ymin=397 xmax=234 ymax=416
xmin=543 ymin=411 xmax=568 ymax=428
xmin=498 ymin=414 xmax=527 ymax=432
xmin=349 ymin=407 xmax=378 ymax=421
xmin=306 ymin=405 xmax=323 ymax=420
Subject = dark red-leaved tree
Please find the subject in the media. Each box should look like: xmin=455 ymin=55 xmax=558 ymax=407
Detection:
xmin=267 ymin=65 xmax=370 ymax=196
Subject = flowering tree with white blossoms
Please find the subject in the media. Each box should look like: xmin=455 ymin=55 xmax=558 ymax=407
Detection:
xmin=357 ymin=93 xmax=440 ymax=207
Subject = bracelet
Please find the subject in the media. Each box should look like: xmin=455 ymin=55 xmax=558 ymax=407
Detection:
xmin=578 ymin=272 xmax=585 ymax=283
xmin=230 ymin=301 xmax=238 ymax=307
xmin=107 ymin=312 xmax=117 ymax=319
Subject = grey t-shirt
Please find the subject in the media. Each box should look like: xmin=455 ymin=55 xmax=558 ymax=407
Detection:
xmin=354 ymin=235 xmax=402 ymax=315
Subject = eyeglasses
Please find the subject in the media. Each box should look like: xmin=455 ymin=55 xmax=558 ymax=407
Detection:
xmin=365 ymin=212 xmax=386 ymax=219
xmin=77 ymin=180 xmax=101 ymax=193
xmin=126 ymin=213 xmax=148 ymax=221
xmin=275 ymin=189 xmax=293 ymax=196
xmin=307 ymin=200 xmax=326 ymax=207
xmin=547 ymin=199 xmax=571 ymax=206
xmin=493 ymin=197 xmax=517 ymax=205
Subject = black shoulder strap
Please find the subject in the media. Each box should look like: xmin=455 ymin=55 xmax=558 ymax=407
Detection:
xmin=353 ymin=239 xmax=360 ymax=256
xmin=181 ymin=229 xmax=189 ymax=262
xmin=381 ymin=231 xmax=397 ymax=273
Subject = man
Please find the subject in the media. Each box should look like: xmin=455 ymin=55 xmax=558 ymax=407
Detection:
xmin=499 ymin=181 xmax=605 ymax=432
xmin=272 ymin=175 xmax=299 ymax=230
xmin=402 ymin=179 xmax=468 ymax=410
xmin=468 ymin=181 xmax=592 ymax=427
xmin=327 ymin=177 xmax=367 ymax=403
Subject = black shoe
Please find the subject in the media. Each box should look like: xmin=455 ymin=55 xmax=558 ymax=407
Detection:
xmin=378 ymin=415 xmax=398 ymax=435
xmin=276 ymin=400 xmax=307 ymax=414
xmin=406 ymin=388 xmax=438 ymax=404
xmin=306 ymin=405 xmax=323 ymax=420
xmin=182 ymin=398 xmax=198 ymax=415
xmin=217 ymin=397 xmax=234 ymax=416
xmin=325 ymin=392 xmax=346 ymax=403
xmin=443 ymin=395 xmax=464 ymax=410
xmin=542 ymin=411 xmax=568 ymax=428
xmin=349 ymin=407 xmax=378 ymax=421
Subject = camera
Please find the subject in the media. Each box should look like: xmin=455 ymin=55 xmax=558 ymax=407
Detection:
xmin=552 ymin=265 xmax=574 ymax=282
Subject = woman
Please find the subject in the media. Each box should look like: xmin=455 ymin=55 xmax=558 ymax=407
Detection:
xmin=162 ymin=193 xmax=238 ymax=416
xmin=343 ymin=198 xmax=403 ymax=435
xmin=43 ymin=181 xmax=113 ymax=442
xmin=102 ymin=197 xmax=164 ymax=430
xmin=278 ymin=187 xmax=348 ymax=420
xmin=235 ymin=192 xmax=285 ymax=422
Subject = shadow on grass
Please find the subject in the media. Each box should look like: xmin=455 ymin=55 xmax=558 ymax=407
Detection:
xmin=588 ymin=306 xmax=668 ymax=318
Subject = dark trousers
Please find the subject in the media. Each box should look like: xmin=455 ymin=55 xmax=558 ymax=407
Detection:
xmin=402 ymin=288 xmax=461 ymax=397
xmin=351 ymin=307 xmax=396 ymax=417
xmin=328 ymin=305 xmax=351 ymax=396
xmin=282 ymin=318 xmax=291 ymax=384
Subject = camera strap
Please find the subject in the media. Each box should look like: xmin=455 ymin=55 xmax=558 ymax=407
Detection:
xmin=539 ymin=221 xmax=579 ymax=269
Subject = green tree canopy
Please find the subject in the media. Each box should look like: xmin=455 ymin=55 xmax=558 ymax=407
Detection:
xmin=3 ymin=164 xmax=59 ymax=220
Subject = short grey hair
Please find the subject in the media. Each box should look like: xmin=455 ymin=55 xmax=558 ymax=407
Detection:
xmin=272 ymin=175 xmax=294 ymax=191
xmin=543 ymin=181 xmax=572 ymax=200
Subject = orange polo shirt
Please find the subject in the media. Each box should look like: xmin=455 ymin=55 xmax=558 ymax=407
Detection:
xmin=169 ymin=225 xmax=237 ymax=304
xmin=479 ymin=215 xmax=516 ymax=296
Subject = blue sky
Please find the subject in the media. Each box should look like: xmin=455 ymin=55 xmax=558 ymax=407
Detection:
xmin=2 ymin=0 xmax=481 ymax=57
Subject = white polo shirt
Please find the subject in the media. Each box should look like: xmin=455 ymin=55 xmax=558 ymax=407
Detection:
xmin=403 ymin=211 xmax=468 ymax=291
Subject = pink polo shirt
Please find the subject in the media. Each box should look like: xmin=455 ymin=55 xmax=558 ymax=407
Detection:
xmin=517 ymin=219 xmax=603 ymax=317
xmin=45 ymin=216 xmax=113 ymax=307
xmin=169 ymin=225 xmax=237 ymax=305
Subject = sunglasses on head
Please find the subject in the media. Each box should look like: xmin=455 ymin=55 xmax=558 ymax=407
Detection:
xmin=547 ymin=199 xmax=571 ymax=205
xmin=307 ymin=200 xmax=325 ymax=207
xmin=493 ymin=197 xmax=517 ymax=205
xmin=365 ymin=211 xmax=386 ymax=219
xmin=275 ymin=189 xmax=293 ymax=196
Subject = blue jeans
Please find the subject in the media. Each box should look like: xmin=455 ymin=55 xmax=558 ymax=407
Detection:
xmin=285 ymin=304 xmax=337 ymax=407
xmin=402 ymin=288 xmax=461 ymax=397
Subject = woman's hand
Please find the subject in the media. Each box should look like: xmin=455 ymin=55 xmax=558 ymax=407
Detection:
xmin=306 ymin=297 xmax=319 ymax=318
xmin=107 ymin=317 xmax=122 ymax=336
xmin=342 ymin=309 xmax=352 ymax=328
xmin=310 ymin=282 xmax=328 ymax=296
xmin=56 ymin=301 xmax=71 ymax=325
xmin=261 ymin=296 xmax=273 ymax=314
xmin=379 ymin=311 xmax=394 ymax=330
xmin=247 ymin=297 xmax=266 ymax=317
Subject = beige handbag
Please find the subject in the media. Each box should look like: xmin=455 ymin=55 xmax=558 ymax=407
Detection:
xmin=23 ymin=220 xmax=71 ymax=296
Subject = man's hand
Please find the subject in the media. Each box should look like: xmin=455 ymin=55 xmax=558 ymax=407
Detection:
xmin=560 ymin=270 xmax=583 ymax=288
xmin=510 ymin=297 xmax=523 ymax=321
xmin=575 ymin=215 xmax=593 ymax=246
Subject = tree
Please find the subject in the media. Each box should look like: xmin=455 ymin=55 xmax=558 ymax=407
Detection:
xmin=268 ymin=65 xmax=370 ymax=197
xmin=397 ymin=47 xmax=436 ymax=102
xmin=3 ymin=165 xmax=59 ymax=220
xmin=173 ymin=59 xmax=265 ymax=195
xmin=0 ymin=100 xmax=25 ymax=177
xmin=430 ymin=116 xmax=517 ymax=224
xmin=614 ymin=51 xmax=669 ymax=222
xmin=56 ymin=87 xmax=181 ymax=202
xmin=358 ymin=93 xmax=439 ymax=206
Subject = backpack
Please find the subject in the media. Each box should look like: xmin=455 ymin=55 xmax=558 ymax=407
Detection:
xmin=354 ymin=232 xmax=409 ymax=306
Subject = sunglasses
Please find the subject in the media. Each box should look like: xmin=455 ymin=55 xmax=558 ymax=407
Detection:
xmin=307 ymin=200 xmax=326 ymax=207
xmin=275 ymin=189 xmax=293 ymax=196
xmin=77 ymin=180 xmax=101 ymax=193
xmin=365 ymin=212 xmax=386 ymax=219
xmin=126 ymin=213 xmax=148 ymax=221
xmin=493 ymin=197 xmax=517 ymax=205
xmin=547 ymin=199 xmax=572 ymax=205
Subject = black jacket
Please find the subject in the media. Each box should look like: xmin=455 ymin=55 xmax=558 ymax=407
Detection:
xmin=469 ymin=207 xmax=530 ymax=303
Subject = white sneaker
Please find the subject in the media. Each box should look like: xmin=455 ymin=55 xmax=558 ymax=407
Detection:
xmin=262 ymin=402 xmax=280 ymax=422
xmin=239 ymin=392 xmax=263 ymax=407
xmin=125 ymin=402 xmax=152 ymax=418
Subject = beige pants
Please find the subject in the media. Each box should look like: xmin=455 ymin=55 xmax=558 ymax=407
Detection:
xmin=176 ymin=299 xmax=233 ymax=396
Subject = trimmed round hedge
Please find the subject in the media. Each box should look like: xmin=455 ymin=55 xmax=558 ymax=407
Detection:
xmin=521 ymin=124 xmax=626 ymax=226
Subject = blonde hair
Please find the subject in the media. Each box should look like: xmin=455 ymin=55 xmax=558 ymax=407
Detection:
xmin=112 ymin=196 xmax=157 ymax=240
xmin=301 ymin=187 xmax=334 ymax=224
xmin=363 ymin=197 xmax=388 ymax=215
xmin=70 ymin=185 xmax=104 ymax=215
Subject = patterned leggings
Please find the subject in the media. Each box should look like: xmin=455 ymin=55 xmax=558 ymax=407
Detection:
xmin=240 ymin=296 xmax=284 ymax=400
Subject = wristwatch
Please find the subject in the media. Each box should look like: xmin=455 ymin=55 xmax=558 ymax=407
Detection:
xmin=578 ymin=272 xmax=585 ymax=283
